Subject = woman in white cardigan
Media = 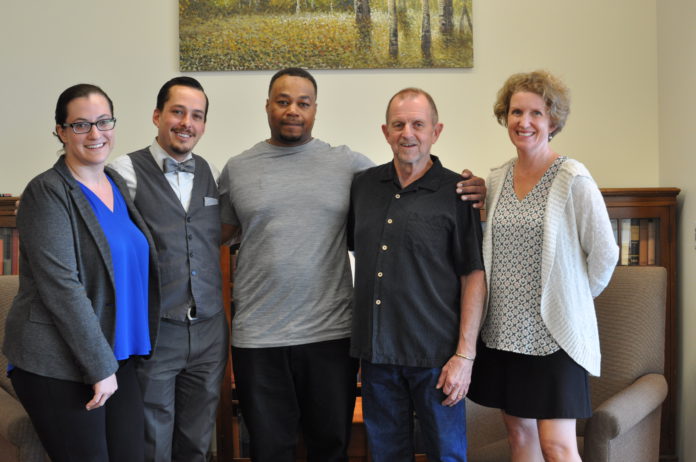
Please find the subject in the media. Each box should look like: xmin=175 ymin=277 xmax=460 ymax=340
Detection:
xmin=467 ymin=71 xmax=618 ymax=462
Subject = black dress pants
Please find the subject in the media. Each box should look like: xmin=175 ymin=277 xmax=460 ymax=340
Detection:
xmin=233 ymin=338 xmax=359 ymax=462
xmin=11 ymin=359 xmax=144 ymax=462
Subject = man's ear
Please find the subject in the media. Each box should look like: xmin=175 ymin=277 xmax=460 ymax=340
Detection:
xmin=432 ymin=122 xmax=444 ymax=144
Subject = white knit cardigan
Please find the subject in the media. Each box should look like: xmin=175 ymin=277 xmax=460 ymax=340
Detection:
xmin=482 ymin=158 xmax=619 ymax=376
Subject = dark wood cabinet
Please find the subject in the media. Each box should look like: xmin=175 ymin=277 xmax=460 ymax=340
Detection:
xmin=600 ymin=187 xmax=680 ymax=461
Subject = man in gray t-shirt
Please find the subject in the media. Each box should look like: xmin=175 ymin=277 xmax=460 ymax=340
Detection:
xmin=219 ymin=68 xmax=485 ymax=462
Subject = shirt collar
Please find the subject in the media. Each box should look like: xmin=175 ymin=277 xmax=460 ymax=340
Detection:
xmin=149 ymin=139 xmax=194 ymax=173
xmin=379 ymin=154 xmax=443 ymax=192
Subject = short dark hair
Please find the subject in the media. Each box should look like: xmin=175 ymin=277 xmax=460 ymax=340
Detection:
xmin=156 ymin=76 xmax=209 ymax=121
xmin=54 ymin=83 xmax=114 ymax=146
xmin=268 ymin=68 xmax=318 ymax=97
xmin=386 ymin=88 xmax=439 ymax=124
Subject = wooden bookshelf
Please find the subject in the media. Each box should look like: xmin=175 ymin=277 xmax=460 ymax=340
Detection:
xmin=600 ymin=187 xmax=680 ymax=461
xmin=0 ymin=197 xmax=19 ymax=276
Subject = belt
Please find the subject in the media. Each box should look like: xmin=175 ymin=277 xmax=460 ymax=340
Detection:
xmin=187 ymin=305 xmax=198 ymax=321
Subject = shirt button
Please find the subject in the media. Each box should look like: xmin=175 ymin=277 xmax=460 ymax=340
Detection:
xmin=377 ymin=272 xmax=383 ymax=278
xmin=381 ymin=245 xmax=388 ymax=251
xmin=188 ymin=234 xmax=193 ymax=240
xmin=191 ymin=270 xmax=197 ymax=276
xmin=387 ymin=218 xmax=393 ymax=224
xmin=375 ymin=299 xmax=382 ymax=306
xmin=395 ymin=194 xmax=401 ymax=199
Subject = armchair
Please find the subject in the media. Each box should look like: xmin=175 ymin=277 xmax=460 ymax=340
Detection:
xmin=466 ymin=265 xmax=668 ymax=462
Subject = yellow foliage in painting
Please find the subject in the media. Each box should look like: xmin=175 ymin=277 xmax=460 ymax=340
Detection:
xmin=180 ymin=8 xmax=473 ymax=70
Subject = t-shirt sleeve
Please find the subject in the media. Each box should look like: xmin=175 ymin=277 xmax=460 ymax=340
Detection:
xmin=349 ymin=149 xmax=376 ymax=174
xmin=218 ymin=161 xmax=240 ymax=226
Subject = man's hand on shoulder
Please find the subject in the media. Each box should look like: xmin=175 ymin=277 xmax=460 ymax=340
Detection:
xmin=456 ymin=169 xmax=486 ymax=209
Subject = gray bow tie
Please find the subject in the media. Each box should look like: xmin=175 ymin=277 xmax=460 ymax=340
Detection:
xmin=163 ymin=157 xmax=195 ymax=174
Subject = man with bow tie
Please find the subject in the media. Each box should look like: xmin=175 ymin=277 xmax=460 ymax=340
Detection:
xmin=110 ymin=76 xmax=229 ymax=462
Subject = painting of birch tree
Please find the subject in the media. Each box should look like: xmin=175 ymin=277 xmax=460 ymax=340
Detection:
xmin=179 ymin=0 xmax=473 ymax=70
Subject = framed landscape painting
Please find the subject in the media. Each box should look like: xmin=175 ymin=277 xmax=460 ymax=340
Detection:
xmin=179 ymin=0 xmax=473 ymax=70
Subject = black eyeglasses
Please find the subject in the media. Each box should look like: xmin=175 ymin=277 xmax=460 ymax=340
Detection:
xmin=62 ymin=118 xmax=117 ymax=134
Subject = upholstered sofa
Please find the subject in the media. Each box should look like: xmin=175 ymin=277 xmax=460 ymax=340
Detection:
xmin=0 ymin=275 xmax=47 ymax=462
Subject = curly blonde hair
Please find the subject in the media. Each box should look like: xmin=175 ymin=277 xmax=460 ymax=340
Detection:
xmin=493 ymin=70 xmax=570 ymax=139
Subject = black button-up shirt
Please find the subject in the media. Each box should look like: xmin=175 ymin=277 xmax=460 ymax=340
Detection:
xmin=349 ymin=156 xmax=484 ymax=368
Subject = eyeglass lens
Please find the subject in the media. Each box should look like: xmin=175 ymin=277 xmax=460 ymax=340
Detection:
xmin=70 ymin=119 xmax=116 ymax=134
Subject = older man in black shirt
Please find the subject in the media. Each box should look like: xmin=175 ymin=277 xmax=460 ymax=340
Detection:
xmin=348 ymin=88 xmax=486 ymax=462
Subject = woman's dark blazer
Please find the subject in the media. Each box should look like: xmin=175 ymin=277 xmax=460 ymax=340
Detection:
xmin=2 ymin=155 xmax=161 ymax=384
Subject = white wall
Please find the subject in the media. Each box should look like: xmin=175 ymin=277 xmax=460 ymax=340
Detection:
xmin=657 ymin=1 xmax=696 ymax=461
xmin=0 ymin=0 xmax=659 ymax=194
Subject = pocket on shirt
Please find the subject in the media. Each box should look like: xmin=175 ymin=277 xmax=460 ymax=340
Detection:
xmin=404 ymin=214 xmax=451 ymax=253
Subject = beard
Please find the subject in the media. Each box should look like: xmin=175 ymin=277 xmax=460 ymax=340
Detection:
xmin=272 ymin=124 xmax=311 ymax=146
xmin=278 ymin=132 xmax=303 ymax=143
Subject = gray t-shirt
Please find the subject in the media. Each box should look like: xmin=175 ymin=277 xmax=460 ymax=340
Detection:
xmin=219 ymin=139 xmax=374 ymax=348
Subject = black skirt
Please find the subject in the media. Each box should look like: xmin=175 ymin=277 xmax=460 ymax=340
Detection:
xmin=467 ymin=341 xmax=592 ymax=420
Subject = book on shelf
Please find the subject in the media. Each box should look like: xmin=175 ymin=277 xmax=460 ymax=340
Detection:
xmin=629 ymin=218 xmax=640 ymax=265
xmin=639 ymin=220 xmax=649 ymax=265
xmin=620 ymin=218 xmax=631 ymax=265
xmin=615 ymin=218 xmax=658 ymax=267
xmin=0 ymin=227 xmax=20 ymax=276
xmin=647 ymin=219 xmax=656 ymax=265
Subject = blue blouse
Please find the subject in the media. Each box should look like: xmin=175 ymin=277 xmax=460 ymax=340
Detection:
xmin=78 ymin=176 xmax=151 ymax=360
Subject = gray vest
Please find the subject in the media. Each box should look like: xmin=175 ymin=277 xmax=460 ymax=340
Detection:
xmin=129 ymin=149 xmax=222 ymax=321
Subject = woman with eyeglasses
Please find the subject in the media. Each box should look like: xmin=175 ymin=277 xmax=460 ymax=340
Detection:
xmin=2 ymin=84 xmax=160 ymax=461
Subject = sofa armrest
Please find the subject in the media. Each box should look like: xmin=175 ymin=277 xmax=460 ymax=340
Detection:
xmin=0 ymin=385 xmax=37 ymax=446
xmin=585 ymin=373 xmax=667 ymax=441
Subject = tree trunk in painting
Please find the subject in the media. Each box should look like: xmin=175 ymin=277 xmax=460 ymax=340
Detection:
xmin=459 ymin=2 xmax=473 ymax=37
xmin=296 ymin=0 xmax=301 ymax=14
xmin=388 ymin=0 xmax=398 ymax=60
xmin=397 ymin=0 xmax=410 ymax=34
xmin=439 ymin=0 xmax=454 ymax=38
xmin=355 ymin=0 xmax=372 ymax=48
xmin=421 ymin=0 xmax=432 ymax=63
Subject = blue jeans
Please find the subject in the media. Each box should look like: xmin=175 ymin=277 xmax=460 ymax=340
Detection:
xmin=361 ymin=360 xmax=468 ymax=462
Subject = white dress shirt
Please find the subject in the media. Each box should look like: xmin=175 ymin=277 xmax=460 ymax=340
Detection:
xmin=109 ymin=139 xmax=219 ymax=212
